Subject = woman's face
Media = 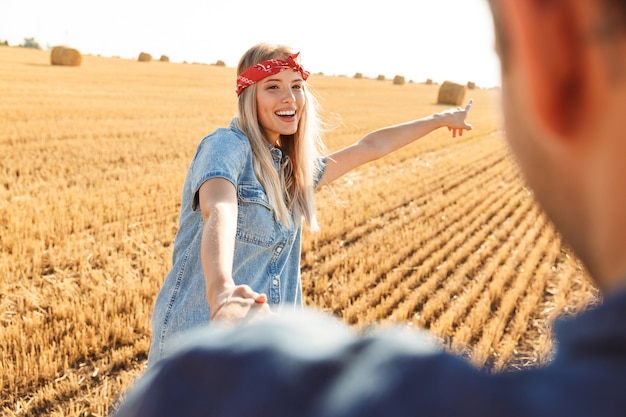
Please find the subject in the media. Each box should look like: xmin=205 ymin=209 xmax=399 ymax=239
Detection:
xmin=255 ymin=69 xmax=306 ymax=145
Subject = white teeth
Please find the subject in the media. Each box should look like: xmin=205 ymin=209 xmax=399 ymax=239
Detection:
xmin=276 ymin=110 xmax=295 ymax=116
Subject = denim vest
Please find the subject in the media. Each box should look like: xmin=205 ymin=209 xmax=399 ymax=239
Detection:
xmin=148 ymin=119 xmax=326 ymax=365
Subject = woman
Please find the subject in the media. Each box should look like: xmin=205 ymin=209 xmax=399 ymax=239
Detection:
xmin=148 ymin=42 xmax=473 ymax=366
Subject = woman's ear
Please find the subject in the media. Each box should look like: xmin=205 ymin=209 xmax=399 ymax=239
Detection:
xmin=500 ymin=0 xmax=600 ymax=141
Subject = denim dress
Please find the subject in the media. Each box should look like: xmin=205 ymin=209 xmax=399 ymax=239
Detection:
xmin=147 ymin=119 xmax=326 ymax=366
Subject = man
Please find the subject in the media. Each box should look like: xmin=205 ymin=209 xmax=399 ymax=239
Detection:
xmin=115 ymin=1 xmax=626 ymax=416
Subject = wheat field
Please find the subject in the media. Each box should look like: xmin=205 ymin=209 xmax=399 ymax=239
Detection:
xmin=0 ymin=47 xmax=598 ymax=416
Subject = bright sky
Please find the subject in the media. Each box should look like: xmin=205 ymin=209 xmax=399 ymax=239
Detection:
xmin=1 ymin=0 xmax=501 ymax=88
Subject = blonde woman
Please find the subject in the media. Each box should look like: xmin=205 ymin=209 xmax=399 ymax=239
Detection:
xmin=148 ymin=42 xmax=473 ymax=366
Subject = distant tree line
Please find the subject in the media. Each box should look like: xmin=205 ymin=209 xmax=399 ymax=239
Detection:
xmin=0 ymin=37 xmax=42 ymax=49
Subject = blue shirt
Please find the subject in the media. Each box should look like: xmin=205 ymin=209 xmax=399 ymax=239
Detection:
xmin=148 ymin=119 xmax=326 ymax=365
xmin=118 ymin=288 xmax=626 ymax=417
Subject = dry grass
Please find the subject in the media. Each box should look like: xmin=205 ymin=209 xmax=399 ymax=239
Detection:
xmin=0 ymin=46 xmax=598 ymax=416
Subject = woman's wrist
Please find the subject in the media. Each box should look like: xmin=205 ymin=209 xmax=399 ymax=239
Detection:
xmin=206 ymin=281 xmax=234 ymax=309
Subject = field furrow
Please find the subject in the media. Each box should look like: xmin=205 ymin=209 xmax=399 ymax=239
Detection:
xmin=310 ymin=155 xmax=522 ymax=324
xmin=448 ymin=205 xmax=550 ymax=357
xmin=303 ymin=142 xmax=513 ymax=306
xmin=366 ymin=175 xmax=532 ymax=327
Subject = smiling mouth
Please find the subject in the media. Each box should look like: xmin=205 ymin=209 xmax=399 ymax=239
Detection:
xmin=275 ymin=110 xmax=296 ymax=117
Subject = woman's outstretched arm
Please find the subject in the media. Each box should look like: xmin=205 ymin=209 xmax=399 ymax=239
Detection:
xmin=319 ymin=99 xmax=473 ymax=186
xmin=198 ymin=178 xmax=271 ymax=324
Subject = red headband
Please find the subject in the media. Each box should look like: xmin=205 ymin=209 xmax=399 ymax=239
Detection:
xmin=236 ymin=52 xmax=310 ymax=96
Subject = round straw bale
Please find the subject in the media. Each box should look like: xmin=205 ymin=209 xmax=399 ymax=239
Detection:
xmin=377 ymin=74 xmax=386 ymax=81
xmin=50 ymin=46 xmax=82 ymax=66
xmin=425 ymin=78 xmax=433 ymax=85
xmin=354 ymin=72 xmax=363 ymax=79
xmin=467 ymin=81 xmax=476 ymax=90
xmin=437 ymin=81 xmax=466 ymax=105
xmin=138 ymin=52 xmax=152 ymax=62
xmin=393 ymin=75 xmax=405 ymax=85
xmin=214 ymin=60 xmax=226 ymax=66
xmin=159 ymin=55 xmax=170 ymax=62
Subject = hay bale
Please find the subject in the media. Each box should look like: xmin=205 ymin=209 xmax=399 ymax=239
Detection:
xmin=138 ymin=52 xmax=152 ymax=62
xmin=159 ymin=55 xmax=169 ymax=62
xmin=392 ymin=75 xmax=405 ymax=85
xmin=437 ymin=81 xmax=466 ymax=105
xmin=377 ymin=74 xmax=386 ymax=81
xmin=354 ymin=72 xmax=363 ymax=79
xmin=50 ymin=46 xmax=82 ymax=66
xmin=214 ymin=60 xmax=226 ymax=67
xmin=425 ymin=78 xmax=433 ymax=85
xmin=467 ymin=81 xmax=476 ymax=90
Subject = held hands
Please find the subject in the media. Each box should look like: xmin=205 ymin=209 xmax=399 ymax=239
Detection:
xmin=443 ymin=99 xmax=474 ymax=138
xmin=209 ymin=284 xmax=274 ymax=325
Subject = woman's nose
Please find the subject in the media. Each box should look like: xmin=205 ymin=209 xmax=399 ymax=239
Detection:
xmin=282 ymin=89 xmax=295 ymax=103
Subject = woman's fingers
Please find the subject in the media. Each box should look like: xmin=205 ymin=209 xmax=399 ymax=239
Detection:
xmin=449 ymin=127 xmax=463 ymax=138
xmin=232 ymin=284 xmax=266 ymax=300
xmin=448 ymin=100 xmax=474 ymax=137
xmin=254 ymin=292 xmax=268 ymax=303
xmin=461 ymin=99 xmax=473 ymax=127
xmin=210 ymin=285 xmax=272 ymax=324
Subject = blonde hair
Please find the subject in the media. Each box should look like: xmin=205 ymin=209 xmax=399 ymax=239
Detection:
xmin=235 ymin=42 xmax=326 ymax=231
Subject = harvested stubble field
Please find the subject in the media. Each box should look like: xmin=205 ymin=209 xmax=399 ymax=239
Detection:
xmin=1 ymin=47 xmax=599 ymax=416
